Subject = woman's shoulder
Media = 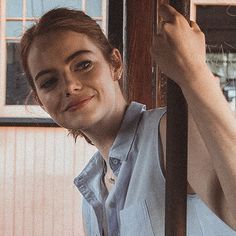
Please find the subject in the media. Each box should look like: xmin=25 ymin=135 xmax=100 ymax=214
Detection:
xmin=142 ymin=106 xmax=166 ymax=123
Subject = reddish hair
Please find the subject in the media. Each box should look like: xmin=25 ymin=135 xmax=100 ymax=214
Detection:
xmin=20 ymin=8 xmax=115 ymax=143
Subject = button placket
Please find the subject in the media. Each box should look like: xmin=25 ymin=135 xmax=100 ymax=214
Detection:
xmin=109 ymin=201 xmax=116 ymax=208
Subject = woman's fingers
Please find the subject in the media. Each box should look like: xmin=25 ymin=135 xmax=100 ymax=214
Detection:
xmin=159 ymin=4 xmax=202 ymax=33
xmin=151 ymin=4 xmax=207 ymax=85
xmin=190 ymin=20 xmax=201 ymax=32
xmin=157 ymin=20 xmax=167 ymax=35
xmin=157 ymin=4 xmax=190 ymax=37
xmin=159 ymin=4 xmax=180 ymax=23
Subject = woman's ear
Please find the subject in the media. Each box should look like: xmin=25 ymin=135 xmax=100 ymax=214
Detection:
xmin=110 ymin=48 xmax=123 ymax=81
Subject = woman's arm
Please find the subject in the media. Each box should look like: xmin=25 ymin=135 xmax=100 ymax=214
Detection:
xmin=153 ymin=4 xmax=236 ymax=221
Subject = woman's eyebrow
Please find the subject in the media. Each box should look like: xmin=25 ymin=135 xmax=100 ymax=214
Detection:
xmin=35 ymin=69 xmax=56 ymax=81
xmin=65 ymin=50 xmax=93 ymax=64
xmin=34 ymin=50 xmax=93 ymax=81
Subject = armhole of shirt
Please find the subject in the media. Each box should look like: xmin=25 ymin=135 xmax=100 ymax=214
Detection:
xmin=158 ymin=109 xmax=167 ymax=179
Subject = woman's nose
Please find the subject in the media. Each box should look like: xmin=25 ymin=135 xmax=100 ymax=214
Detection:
xmin=64 ymin=75 xmax=83 ymax=97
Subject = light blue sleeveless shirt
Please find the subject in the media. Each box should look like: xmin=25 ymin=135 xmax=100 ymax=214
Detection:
xmin=74 ymin=102 xmax=236 ymax=236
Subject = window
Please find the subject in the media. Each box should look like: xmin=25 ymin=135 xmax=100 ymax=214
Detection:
xmin=207 ymin=52 xmax=236 ymax=110
xmin=0 ymin=0 xmax=107 ymax=121
xmin=191 ymin=0 xmax=236 ymax=111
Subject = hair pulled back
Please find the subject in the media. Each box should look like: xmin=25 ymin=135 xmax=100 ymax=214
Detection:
xmin=20 ymin=8 xmax=115 ymax=143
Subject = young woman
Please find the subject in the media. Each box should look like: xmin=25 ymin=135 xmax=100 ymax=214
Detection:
xmin=20 ymin=4 xmax=236 ymax=236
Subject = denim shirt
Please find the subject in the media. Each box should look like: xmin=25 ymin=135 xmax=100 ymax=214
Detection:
xmin=74 ymin=102 xmax=236 ymax=236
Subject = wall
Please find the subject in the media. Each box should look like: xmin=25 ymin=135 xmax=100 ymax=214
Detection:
xmin=0 ymin=127 xmax=96 ymax=236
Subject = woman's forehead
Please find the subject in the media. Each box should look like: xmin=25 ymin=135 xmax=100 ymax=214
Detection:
xmin=33 ymin=31 xmax=94 ymax=49
xmin=29 ymin=30 xmax=103 ymax=62
xmin=27 ymin=30 xmax=107 ymax=78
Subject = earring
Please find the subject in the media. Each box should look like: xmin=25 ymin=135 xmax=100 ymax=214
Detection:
xmin=118 ymin=70 xmax=123 ymax=80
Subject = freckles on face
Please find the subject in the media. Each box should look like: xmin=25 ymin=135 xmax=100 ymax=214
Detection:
xmin=26 ymin=31 xmax=120 ymax=130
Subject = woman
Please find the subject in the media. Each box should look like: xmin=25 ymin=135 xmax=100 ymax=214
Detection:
xmin=20 ymin=4 xmax=236 ymax=236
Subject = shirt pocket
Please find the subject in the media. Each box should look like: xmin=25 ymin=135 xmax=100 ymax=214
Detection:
xmin=119 ymin=200 xmax=155 ymax=236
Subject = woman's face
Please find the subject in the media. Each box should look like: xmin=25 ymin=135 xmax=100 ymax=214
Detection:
xmin=27 ymin=30 xmax=122 ymax=131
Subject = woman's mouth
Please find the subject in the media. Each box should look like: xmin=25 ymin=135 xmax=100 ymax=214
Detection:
xmin=64 ymin=95 xmax=95 ymax=112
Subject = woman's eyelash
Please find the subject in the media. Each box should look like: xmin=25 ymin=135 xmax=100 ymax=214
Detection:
xmin=40 ymin=77 xmax=57 ymax=89
xmin=39 ymin=61 xmax=92 ymax=89
xmin=74 ymin=60 xmax=92 ymax=71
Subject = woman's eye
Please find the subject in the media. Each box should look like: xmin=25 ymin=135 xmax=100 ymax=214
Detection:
xmin=74 ymin=60 xmax=92 ymax=71
xmin=40 ymin=78 xmax=57 ymax=89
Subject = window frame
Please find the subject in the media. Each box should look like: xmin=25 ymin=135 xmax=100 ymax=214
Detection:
xmin=191 ymin=0 xmax=236 ymax=20
xmin=0 ymin=0 xmax=107 ymax=126
xmin=191 ymin=0 xmax=236 ymax=112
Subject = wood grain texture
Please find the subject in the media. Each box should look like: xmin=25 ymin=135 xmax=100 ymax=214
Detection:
xmin=124 ymin=0 xmax=156 ymax=108
xmin=164 ymin=1 xmax=189 ymax=236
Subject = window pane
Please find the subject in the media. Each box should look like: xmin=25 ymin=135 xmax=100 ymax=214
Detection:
xmin=86 ymin=0 xmax=102 ymax=17
xmin=223 ymin=79 xmax=236 ymax=111
xmin=6 ymin=0 xmax=23 ymax=17
xmin=26 ymin=0 xmax=82 ymax=17
xmin=6 ymin=42 xmax=35 ymax=105
xmin=26 ymin=0 xmax=44 ymax=18
xmin=206 ymin=53 xmax=228 ymax=80
xmin=6 ymin=21 xmax=22 ymax=38
xmin=207 ymin=53 xmax=236 ymax=110
xmin=228 ymin=53 xmax=236 ymax=79
xmin=42 ymin=0 xmax=82 ymax=13
xmin=25 ymin=21 xmax=36 ymax=30
xmin=224 ymin=53 xmax=236 ymax=111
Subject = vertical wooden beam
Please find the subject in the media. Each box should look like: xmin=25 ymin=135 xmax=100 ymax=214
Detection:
xmin=164 ymin=1 xmax=190 ymax=236
xmin=123 ymin=0 xmax=156 ymax=108
xmin=108 ymin=1 xmax=123 ymax=52
xmin=109 ymin=1 xmax=189 ymax=234
xmin=108 ymin=1 xmax=126 ymax=94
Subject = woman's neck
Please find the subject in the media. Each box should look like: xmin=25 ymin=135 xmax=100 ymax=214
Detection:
xmin=83 ymin=99 xmax=128 ymax=161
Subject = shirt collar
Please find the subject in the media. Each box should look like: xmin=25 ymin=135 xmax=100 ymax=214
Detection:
xmin=74 ymin=151 xmax=104 ymax=200
xmin=74 ymin=102 xmax=146 ymax=189
xmin=108 ymin=102 xmax=146 ymax=161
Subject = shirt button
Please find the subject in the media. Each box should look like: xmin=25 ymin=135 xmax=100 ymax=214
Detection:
xmin=111 ymin=158 xmax=120 ymax=165
xmin=109 ymin=158 xmax=121 ymax=172
xmin=109 ymin=201 xmax=116 ymax=208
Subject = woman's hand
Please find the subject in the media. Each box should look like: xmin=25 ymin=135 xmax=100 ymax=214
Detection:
xmin=151 ymin=4 xmax=206 ymax=87
xmin=153 ymin=4 xmax=236 ymax=225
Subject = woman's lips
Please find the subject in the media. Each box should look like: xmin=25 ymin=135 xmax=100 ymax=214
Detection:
xmin=65 ymin=96 xmax=94 ymax=112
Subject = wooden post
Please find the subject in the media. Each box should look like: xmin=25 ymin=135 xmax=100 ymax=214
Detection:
xmin=123 ymin=0 xmax=156 ymax=108
xmin=108 ymin=1 xmax=127 ymax=95
xmin=164 ymin=1 xmax=190 ymax=236
xmin=108 ymin=1 xmax=123 ymax=52
xmin=109 ymin=1 xmax=190 ymax=235
xmin=109 ymin=0 xmax=156 ymax=107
